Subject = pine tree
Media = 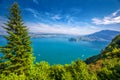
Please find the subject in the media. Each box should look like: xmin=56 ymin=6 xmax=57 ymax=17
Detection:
xmin=0 ymin=2 xmax=34 ymax=74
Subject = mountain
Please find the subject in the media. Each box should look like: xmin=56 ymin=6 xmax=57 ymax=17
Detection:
xmin=1 ymin=30 xmax=119 ymax=40
xmin=69 ymin=30 xmax=120 ymax=42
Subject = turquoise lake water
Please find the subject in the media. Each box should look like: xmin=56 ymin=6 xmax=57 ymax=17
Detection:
xmin=0 ymin=36 xmax=109 ymax=65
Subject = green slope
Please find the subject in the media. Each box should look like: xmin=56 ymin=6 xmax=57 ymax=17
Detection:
xmin=85 ymin=34 xmax=120 ymax=64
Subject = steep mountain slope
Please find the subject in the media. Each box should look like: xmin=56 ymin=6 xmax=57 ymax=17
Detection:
xmin=69 ymin=30 xmax=120 ymax=41
xmin=85 ymin=34 xmax=120 ymax=64
xmin=85 ymin=30 xmax=120 ymax=41
xmin=85 ymin=34 xmax=120 ymax=79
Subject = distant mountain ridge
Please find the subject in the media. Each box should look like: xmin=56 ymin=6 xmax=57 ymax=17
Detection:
xmin=69 ymin=30 xmax=120 ymax=42
xmin=0 ymin=32 xmax=76 ymax=38
xmin=29 ymin=33 xmax=76 ymax=38
xmin=0 ymin=30 xmax=120 ymax=40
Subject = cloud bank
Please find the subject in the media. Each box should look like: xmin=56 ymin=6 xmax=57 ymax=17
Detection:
xmin=92 ymin=9 xmax=120 ymax=25
xmin=25 ymin=22 xmax=100 ymax=35
xmin=1 ymin=9 xmax=120 ymax=35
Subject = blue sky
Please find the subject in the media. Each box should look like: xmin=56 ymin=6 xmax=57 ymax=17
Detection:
xmin=0 ymin=0 xmax=120 ymax=35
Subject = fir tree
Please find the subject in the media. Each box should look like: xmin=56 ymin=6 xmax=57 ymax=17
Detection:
xmin=0 ymin=2 xmax=34 ymax=74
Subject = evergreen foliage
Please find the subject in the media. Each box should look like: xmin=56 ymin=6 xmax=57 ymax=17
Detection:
xmin=85 ymin=34 xmax=120 ymax=64
xmin=0 ymin=2 xmax=34 ymax=75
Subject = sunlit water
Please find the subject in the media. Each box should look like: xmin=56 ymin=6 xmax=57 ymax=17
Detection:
xmin=0 ymin=36 xmax=109 ymax=65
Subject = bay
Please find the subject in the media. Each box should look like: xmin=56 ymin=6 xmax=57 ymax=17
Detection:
xmin=32 ymin=37 xmax=109 ymax=65
xmin=0 ymin=36 xmax=109 ymax=65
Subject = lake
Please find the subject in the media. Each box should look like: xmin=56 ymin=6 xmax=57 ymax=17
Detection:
xmin=0 ymin=36 xmax=109 ymax=65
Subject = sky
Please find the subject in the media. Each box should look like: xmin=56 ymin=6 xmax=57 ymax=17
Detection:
xmin=0 ymin=0 xmax=120 ymax=35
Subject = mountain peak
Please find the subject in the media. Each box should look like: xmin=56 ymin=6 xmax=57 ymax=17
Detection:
xmin=98 ymin=29 xmax=120 ymax=33
xmin=69 ymin=30 xmax=120 ymax=42
xmin=83 ymin=30 xmax=120 ymax=41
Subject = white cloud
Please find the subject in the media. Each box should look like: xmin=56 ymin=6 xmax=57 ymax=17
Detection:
xmin=92 ymin=9 xmax=120 ymax=25
xmin=1 ymin=16 xmax=97 ymax=35
xmin=51 ymin=15 xmax=62 ymax=20
xmin=65 ymin=15 xmax=75 ymax=24
xmin=25 ymin=22 xmax=100 ymax=35
xmin=0 ymin=16 xmax=119 ymax=35
xmin=25 ymin=8 xmax=40 ymax=19
xmin=112 ymin=9 xmax=120 ymax=16
xmin=33 ymin=0 xmax=39 ymax=4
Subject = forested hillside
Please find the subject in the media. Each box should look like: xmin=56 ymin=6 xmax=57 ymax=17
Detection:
xmin=85 ymin=34 xmax=120 ymax=79
xmin=85 ymin=34 xmax=120 ymax=64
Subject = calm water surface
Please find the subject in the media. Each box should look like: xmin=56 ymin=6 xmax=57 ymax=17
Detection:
xmin=0 ymin=36 xmax=109 ymax=65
